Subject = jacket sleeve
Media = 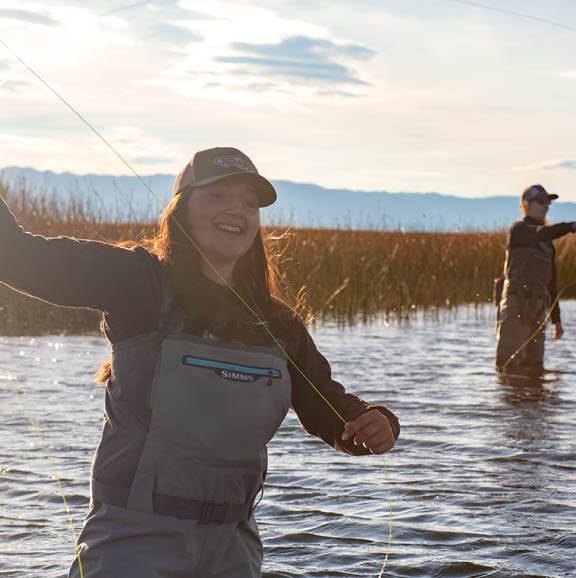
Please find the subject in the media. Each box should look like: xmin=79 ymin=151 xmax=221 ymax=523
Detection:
xmin=509 ymin=221 xmax=574 ymax=247
xmin=289 ymin=320 xmax=400 ymax=456
xmin=0 ymin=194 xmax=161 ymax=323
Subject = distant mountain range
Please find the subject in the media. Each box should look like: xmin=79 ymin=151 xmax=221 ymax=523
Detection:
xmin=2 ymin=166 xmax=575 ymax=231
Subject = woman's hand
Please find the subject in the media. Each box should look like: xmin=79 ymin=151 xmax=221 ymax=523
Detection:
xmin=342 ymin=409 xmax=396 ymax=454
xmin=553 ymin=322 xmax=564 ymax=340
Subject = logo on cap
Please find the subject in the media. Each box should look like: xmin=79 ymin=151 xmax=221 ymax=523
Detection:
xmin=214 ymin=155 xmax=257 ymax=174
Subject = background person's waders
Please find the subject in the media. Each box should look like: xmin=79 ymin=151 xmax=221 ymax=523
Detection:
xmin=496 ymin=241 xmax=553 ymax=369
xmin=70 ymin=325 xmax=292 ymax=578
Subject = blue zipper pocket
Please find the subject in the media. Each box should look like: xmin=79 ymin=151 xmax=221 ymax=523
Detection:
xmin=182 ymin=356 xmax=281 ymax=386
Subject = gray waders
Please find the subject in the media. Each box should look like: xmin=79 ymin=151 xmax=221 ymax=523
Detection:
xmin=69 ymin=322 xmax=292 ymax=578
xmin=496 ymin=241 xmax=553 ymax=369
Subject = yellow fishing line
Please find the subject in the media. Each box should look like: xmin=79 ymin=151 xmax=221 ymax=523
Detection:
xmin=446 ymin=0 xmax=576 ymax=33
xmin=378 ymin=456 xmax=393 ymax=578
xmin=0 ymin=38 xmax=394 ymax=576
xmin=0 ymin=362 xmax=85 ymax=578
xmin=501 ymin=281 xmax=576 ymax=372
xmin=100 ymin=0 xmax=153 ymax=17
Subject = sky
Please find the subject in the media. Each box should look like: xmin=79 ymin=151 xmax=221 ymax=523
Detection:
xmin=1 ymin=0 xmax=576 ymax=199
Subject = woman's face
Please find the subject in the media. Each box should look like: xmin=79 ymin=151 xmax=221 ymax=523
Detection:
xmin=525 ymin=199 xmax=550 ymax=222
xmin=185 ymin=176 xmax=261 ymax=280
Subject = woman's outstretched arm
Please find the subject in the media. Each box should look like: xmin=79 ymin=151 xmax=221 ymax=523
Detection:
xmin=0 ymin=194 xmax=161 ymax=325
xmin=509 ymin=220 xmax=575 ymax=246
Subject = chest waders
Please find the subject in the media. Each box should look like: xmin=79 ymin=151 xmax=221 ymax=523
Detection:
xmin=496 ymin=241 xmax=553 ymax=369
xmin=69 ymin=311 xmax=292 ymax=578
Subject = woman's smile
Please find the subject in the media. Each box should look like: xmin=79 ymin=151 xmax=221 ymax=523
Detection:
xmin=214 ymin=223 xmax=243 ymax=234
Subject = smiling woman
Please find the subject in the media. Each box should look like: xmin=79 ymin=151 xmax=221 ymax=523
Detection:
xmin=185 ymin=179 xmax=262 ymax=282
xmin=0 ymin=145 xmax=400 ymax=578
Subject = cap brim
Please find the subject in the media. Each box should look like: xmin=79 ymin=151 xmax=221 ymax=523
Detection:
xmin=186 ymin=172 xmax=276 ymax=207
xmin=547 ymin=193 xmax=559 ymax=201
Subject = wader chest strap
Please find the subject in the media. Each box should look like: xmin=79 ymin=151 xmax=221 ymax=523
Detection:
xmin=91 ymin=478 xmax=253 ymax=524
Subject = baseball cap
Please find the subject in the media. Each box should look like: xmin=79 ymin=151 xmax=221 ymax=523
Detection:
xmin=172 ymin=147 xmax=277 ymax=207
xmin=521 ymin=184 xmax=559 ymax=204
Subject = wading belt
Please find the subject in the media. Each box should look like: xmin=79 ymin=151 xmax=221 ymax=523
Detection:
xmin=91 ymin=479 xmax=253 ymax=525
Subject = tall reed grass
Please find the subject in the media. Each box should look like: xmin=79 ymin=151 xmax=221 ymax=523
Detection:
xmin=1 ymin=181 xmax=575 ymax=335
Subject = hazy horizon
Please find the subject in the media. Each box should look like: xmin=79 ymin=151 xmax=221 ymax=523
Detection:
xmin=0 ymin=164 xmax=552 ymax=201
xmin=5 ymin=165 xmax=576 ymax=231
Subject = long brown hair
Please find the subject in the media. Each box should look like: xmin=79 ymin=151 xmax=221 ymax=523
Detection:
xmin=95 ymin=186 xmax=301 ymax=385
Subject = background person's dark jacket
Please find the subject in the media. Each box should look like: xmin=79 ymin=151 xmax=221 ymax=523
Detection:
xmin=506 ymin=216 xmax=573 ymax=324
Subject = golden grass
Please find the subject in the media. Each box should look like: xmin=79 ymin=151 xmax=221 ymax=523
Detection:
xmin=1 ymin=181 xmax=575 ymax=334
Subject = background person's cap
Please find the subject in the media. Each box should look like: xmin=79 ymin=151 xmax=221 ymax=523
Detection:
xmin=173 ymin=147 xmax=277 ymax=207
xmin=521 ymin=184 xmax=559 ymax=203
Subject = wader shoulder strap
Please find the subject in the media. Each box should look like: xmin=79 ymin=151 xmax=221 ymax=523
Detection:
xmin=157 ymin=263 xmax=185 ymax=337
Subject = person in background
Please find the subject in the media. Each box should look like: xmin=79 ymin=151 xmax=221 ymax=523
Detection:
xmin=0 ymin=147 xmax=399 ymax=578
xmin=495 ymin=184 xmax=576 ymax=372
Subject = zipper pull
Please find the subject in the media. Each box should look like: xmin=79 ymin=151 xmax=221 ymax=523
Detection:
xmin=267 ymin=371 xmax=273 ymax=386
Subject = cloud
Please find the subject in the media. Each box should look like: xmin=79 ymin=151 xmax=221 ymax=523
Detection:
xmin=316 ymin=89 xmax=362 ymax=98
xmin=546 ymin=159 xmax=576 ymax=170
xmin=152 ymin=23 xmax=204 ymax=44
xmin=218 ymin=56 xmax=367 ymax=85
xmin=510 ymin=158 xmax=576 ymax=172
xmin=232 ymin=35 xmax=375 ymax=61
xmin=99 ymin=0 xmax=154 ymax=17
xmin=132 ymin=156 xmax=173 ymax=165
xmin=216 ymin=35 xmax=375 ymax=86
xmin=105 ymin=126 xmax=176 ymax=169
xmin=152 ymin=4 xmax=377 ymax=102
xmin=0 ymin=8 xmax=59 ymax=26
xmin=0 ymin=61 xmax=34 ymax=94
xmin=0 ymin=79 xmax=31 ymax=93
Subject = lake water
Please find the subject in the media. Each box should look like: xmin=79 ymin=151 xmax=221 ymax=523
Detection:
xmin=0 ymin=303 xmax=575 ymax=578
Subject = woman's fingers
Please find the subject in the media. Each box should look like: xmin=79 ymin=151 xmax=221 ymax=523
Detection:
xmin=342 ymin=410 xmax=396 ymax=454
